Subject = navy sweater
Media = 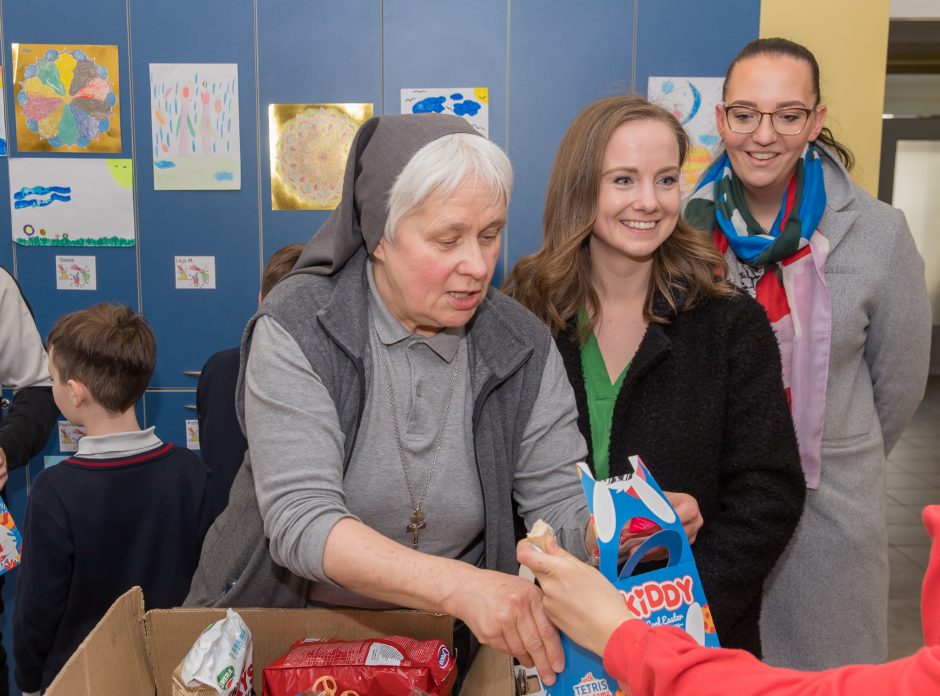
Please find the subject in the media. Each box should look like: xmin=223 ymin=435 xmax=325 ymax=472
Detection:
xmin=13 ymin=443 xmax=213 ymax=692
xmin=196 ymin=347 xmax=248 ymax=516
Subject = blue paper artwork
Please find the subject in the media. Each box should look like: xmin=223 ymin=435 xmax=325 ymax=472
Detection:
xmin=401 ymin=87 xmax=489 ymax=138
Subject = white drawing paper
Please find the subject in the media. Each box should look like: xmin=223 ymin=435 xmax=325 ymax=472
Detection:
xmin=55 ymin=255 xmax=97 ymax=290
xmin=175 ymin=255 xmax=216 ymax=289
xmin=401 ymin=87 xmax=489 ymax=138
xmin=10 ymin=158 xmax=135 ymax=246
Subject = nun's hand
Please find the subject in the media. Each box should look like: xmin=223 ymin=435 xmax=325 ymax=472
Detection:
xmin=518 ymin=535 xmax=634 ymax=657
xmin=446 ymin=568 xmax=564 ymax=686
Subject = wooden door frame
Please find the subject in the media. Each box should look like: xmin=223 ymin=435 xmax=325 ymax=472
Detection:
xmin=879 ymin=115 xmax=940 ymax=204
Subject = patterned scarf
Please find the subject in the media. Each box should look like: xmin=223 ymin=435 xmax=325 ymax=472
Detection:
xmin=685 ymin=144 xmax=832 ymax=489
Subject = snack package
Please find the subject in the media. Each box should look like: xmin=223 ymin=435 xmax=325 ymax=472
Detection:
xmin=180 ymin=608 xmax=253 ymax=695
xmin=0 ymin=498 xmax=23 ymax=575
xmin=262 ymin=636 xmax=455 ymax=696
xmin=543 ymin=457 xmax=719 ymax=696
xmin=526 ymin=519 xmax=554 ymax=550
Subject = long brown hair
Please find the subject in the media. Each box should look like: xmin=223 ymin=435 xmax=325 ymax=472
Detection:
xmin=724 ymin=37 xmax=855 ymax=170
xmin=504 ymin=95 xmax=734 ymax=339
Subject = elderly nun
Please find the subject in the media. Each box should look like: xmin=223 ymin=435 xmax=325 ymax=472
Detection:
xmin=185 ymin=114 xmax=598 ymax=686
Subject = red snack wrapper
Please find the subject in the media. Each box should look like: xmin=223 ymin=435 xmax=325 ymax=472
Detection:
xmin=262 ymin=636 xmax=456 ymax=696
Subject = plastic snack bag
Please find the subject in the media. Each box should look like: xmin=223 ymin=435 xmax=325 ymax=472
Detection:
xmin=263 ymin=636 xmax=454 ymax=696
xmin=180 ymin=608 xmax=253 ymax=695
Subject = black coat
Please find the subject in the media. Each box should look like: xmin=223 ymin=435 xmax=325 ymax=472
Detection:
xmin=555 ymin=290 xmax=805 ymax=656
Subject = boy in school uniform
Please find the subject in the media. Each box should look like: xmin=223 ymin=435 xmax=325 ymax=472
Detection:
xmin=13 ymin=304 xmax=214 ymax=695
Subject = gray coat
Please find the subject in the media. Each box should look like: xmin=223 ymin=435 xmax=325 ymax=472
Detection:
xmin=739 ymin=148 xmax=932 ymax=669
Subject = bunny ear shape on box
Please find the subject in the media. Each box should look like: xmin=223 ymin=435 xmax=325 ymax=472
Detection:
xmin=577 ymin=461 xmax=618 ymax=544
xmin=629 ymin=475 xmax=676 ymax=525
xmin=592 ymin=481 xmax=617 ymax=544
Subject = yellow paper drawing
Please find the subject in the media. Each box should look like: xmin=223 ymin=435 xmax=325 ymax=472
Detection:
xmin=269 ymin=103 xmax=373 ymax=210
xmin=12 ymin=43 xmax=121 ymax=153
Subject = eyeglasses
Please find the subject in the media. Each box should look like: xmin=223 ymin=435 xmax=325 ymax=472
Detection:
xmin=723 ymin=104 xmax=816 ymax=136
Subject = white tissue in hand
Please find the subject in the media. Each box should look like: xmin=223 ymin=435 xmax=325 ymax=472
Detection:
xmin=181 ymin=608 xmax=253 ymax=695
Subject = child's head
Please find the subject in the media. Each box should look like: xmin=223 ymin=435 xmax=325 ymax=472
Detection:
xmin=47 ymin=304 xmax=156 ymax=416
xmin=260 ymin=243 xmax=304 ymax=301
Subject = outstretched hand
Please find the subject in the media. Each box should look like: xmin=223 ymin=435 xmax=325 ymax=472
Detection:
xmin=517 ymin=534 xmax=634 ymax=657
xmin=445 ymin=568 xmax=565 ymax=685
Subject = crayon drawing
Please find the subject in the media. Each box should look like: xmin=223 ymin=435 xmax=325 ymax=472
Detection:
xmin=648 ymin=77 xmax=724 ymax=196
xmin=58 ymin=420 xmax=86 ymax=452
xmin=11 ymin=158 xmax=134 ymax=246
xmin=150 ymin=63 xmax=240 ymax=190
xmin=55 ymin=255 xmax=97 ymax=290
xmin=401 ymin=88 xmax=489 ymax=138
xmin=186 ymin=419 xmax=200 ymax=449
xmin=12 ymin=43 xmax=121 ymax=153
xmin=175 ymin=255 xmax=216 ymax=289
xmin=269 ymin=103 xmax=373 ymax=210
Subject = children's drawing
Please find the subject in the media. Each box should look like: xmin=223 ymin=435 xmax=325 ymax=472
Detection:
xmin=12 ymin=43 xmax=121 ymax=153
xmin=150 ymin=63 xmax=240 ymax=190
xmin=269 ymin=103 xmax=373 ymax=210
xmin=58 ymin=420 xmax=86 ymax=452
xmin=401 ymin=88 xmax=489 ymax=138
xmin=55 ymin=255 xmax=97 ymax=290
xmin=0 ymin=498 xmax=22 ymax=574
xmin=175 ymin=256 xmax=216 ymax=289
xmin=10 ymin=158 xmax=135 ymax=246
xmin=0 ymin=67 xmax=7 ymax=156
xmin=186 ymin=419 xmax=200 ymax=450
xmin=648 ymin=77 xmax=724 ymax=196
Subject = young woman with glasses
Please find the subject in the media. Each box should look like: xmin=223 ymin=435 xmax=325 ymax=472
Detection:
xmin=686 ymin=37 xmax=931 ymax=671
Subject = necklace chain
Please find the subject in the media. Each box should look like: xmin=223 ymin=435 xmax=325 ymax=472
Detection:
xmin=373 ymin=327 xmax=461 ymax=549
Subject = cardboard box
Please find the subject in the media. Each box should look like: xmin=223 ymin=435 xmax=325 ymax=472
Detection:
xmin=544 ymin=458 xmax=719 ymax=695
xmin=44 ymin=587 xmax=516 ymax=696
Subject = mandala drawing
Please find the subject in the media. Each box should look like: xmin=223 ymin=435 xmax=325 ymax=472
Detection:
xmin=18 ymin=48 xmax=116 ymax=150
xmin=269 ymin=103 xmax=373 ymax=210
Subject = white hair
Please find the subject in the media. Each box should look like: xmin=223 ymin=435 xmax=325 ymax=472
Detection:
xmin=384 ymin=133 xmax=513 ymax=241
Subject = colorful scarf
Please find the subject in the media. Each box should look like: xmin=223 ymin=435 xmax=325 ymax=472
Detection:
xmin=685 ymin=144 xmax=832 ymax=489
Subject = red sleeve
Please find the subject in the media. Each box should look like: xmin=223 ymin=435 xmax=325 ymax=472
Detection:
xmin=603 ymin=620 xmax=940 ymax=696
xmin=922 ymin=506 xmax=940 ymax=646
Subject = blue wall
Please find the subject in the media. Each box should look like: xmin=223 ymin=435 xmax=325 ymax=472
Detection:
xmin=0 ymin=2 xmax=759 ymax=693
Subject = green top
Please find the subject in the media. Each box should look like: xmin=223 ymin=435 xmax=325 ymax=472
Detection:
xmin=579 ymin=311 xmax=630 ymax=480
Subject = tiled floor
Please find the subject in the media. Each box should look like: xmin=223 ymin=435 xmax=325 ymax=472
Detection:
xmin=887 ymin=376 xmax=940 ymax=659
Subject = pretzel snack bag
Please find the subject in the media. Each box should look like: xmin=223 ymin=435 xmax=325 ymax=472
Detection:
xmin=263 ymin=636 xmax=455 ymax=696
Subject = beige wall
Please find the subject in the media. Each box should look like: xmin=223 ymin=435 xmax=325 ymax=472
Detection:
xmin=760 ymin=0 xmax=890 ymax=196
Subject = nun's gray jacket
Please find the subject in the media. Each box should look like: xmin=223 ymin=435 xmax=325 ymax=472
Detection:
xmin=753 ymin=147 xmax=931 ymax=670
xmin=185 ymin=248 xmax=589 ymax=608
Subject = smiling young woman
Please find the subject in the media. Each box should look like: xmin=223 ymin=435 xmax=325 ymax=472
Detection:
xmin=686 ymin=38 xmax=932 ymax=671
xmin=505 ymin=95 xmax=806 ymax=657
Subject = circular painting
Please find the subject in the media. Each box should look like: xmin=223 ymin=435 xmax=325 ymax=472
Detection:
xmin=17 ymin=48 xmax=116 ymax=149
xmin=275 ymin=106 xmax=361 ymax=209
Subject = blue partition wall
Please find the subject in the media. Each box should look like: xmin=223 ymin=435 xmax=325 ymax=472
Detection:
xmin=0 ymin=2 xmax=758 ymax=694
